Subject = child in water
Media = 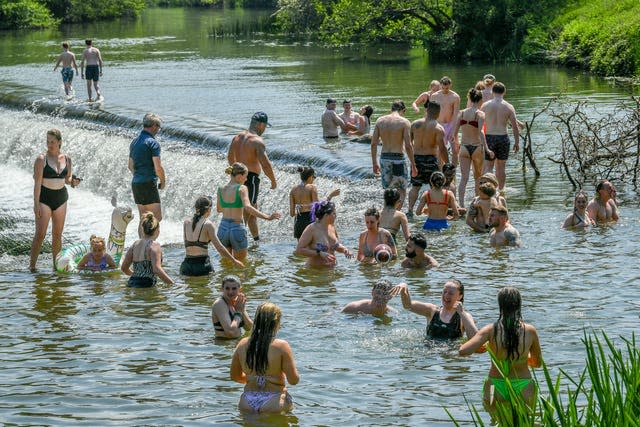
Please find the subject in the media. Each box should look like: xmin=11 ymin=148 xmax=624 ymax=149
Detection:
xmin=77 ymin=235 xmax=116 ymax=271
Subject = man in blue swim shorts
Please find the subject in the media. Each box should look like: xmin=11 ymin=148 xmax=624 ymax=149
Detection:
xmin=53 ymin=42 xmax=79 ymax=97
xmin=371 ymin=100 xmax=417 ymax=207
xmin=481 ymin=82 xmax=520 ymax=191
xmin=80 ymin=39 xmax=103 ymax=101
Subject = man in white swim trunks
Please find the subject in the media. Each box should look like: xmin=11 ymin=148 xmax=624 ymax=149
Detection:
xmin=429 ymin=76 xmax=461 ymax=166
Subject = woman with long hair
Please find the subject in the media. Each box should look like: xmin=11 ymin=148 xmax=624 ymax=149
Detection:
xmin=296 ymin=200 xmax=353 ymax=267
xmin=562 ymin=190 xmax=593 ymax=229
xmin=231 ymin=302 xmax=300 ymax=414
xmin=181 ymin=196 xmax=244 ymax=276
xmin=217 ymin=162 xmax=281 ymax=261
xmin=459 ymin=286 xmax=542 ymax=423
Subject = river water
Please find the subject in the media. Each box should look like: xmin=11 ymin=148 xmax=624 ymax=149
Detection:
xmin=0 ymin=7 xmax=638 ymax=426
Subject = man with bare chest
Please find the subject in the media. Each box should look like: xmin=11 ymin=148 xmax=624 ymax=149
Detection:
xmin=53 ymin=41 xmax=79 ymax=97
xmin=227 ymin=112 xmax=277 ymax=242
xmin=80 ymin=39 xmax=103 ymax=102
xmin=429 ymin=76 xmax=460 ymax=166
xmin=489 ymin=205 xmax=521 ymax=247
xmin=407 ymin=101 xmax=448 ymax=216
xmin=339 ymin=99 xmax=361 ymax=132
xmin=586 ymin=180 xmax=619 ymax=223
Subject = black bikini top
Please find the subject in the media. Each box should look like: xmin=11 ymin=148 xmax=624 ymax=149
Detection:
xmin=184 ymin=220 xmax=210 ymax=249
xmin=43 ymin=155 xmax=69 ymax=179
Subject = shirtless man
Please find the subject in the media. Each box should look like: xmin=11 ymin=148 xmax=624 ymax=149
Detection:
xmin=371 ymin=100 xmax=417 ymax=208
xmin=227 ymin=112 xmax=277 ymax=242
xmin=481 ymin=74 xmax=495 ymax=103
xmin=342 ymin=279 xmax=396 ymax=316
xmin=481 ymin=82 xmax=519 ymax=191
xmin=53 ymin=41 xmax=79 ymax=97
xmin=411 ymin=80 xmax=441 ymax=113
xmin=407 ymin=101 xmax=448 ymax=216
xmin=586 ymin=179 xmax=619 ymax=223
xmin=211 ymin=275 xmax=254 ymax=339
xmin=339 ymin=99 xmax=361 ymax=132
xmin=401 ymin=233 xmax=439 ymax=269
xmin=489 ymin=205 xmax=521 ymax=247
xmin=466 ymin=182 xmax=498 ymax=232
xmin=429 ymin=76 xmax=461 ymax=165
xmin=79 ymin=39 xmax=103 ymax=102
xmin=322 ymin=98 xmax=357 ymax=138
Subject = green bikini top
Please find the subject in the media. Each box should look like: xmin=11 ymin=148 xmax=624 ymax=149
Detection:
xmin=218 ymin=185 xmax=244 ymax=208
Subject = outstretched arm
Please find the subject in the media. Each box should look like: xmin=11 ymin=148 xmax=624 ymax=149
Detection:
xmin=459 ymin=323 xmax=491 ymax=356
xmin=390 ymin=283 xmax=435 ymax=317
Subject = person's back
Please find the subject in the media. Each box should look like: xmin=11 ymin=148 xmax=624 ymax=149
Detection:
xmin=482 ymin=97 xmax=514 ymax=135
xmin=289 ymin=183 xmax=316 ymax=214
xmin=425 ymin=188 xmax=452 ymax=220
xmin=229 ymin=130 xmax=262 ymax=174
xmin=218 ymin=182 xmax=245 ymax=222
xmin=83 ymin=45 xmax=101 ymax=65
xmin=235 ymin=338 xmax=291 ymax=391
xmin=412 ymin=116 xmax=446 ymax=158
xmin=488 ymin=322 xmax=538 ymax=379
xmin=376 ymin=112 xmax=410 ymax=154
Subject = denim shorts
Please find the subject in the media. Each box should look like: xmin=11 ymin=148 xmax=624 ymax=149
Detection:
xmin=217 ymin=218 xmax=248 ymax=250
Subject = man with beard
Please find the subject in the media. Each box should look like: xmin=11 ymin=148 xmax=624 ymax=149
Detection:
xmin=489 ymin=205 xmax=521 ymax=247
xmin=401 ymin=233 xmax=439 ymax=268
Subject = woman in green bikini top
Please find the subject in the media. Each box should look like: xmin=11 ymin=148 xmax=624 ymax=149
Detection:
xmin=458 ymin=286 xmax=542 ymax=424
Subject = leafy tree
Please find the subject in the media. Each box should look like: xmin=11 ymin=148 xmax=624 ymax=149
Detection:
xmin=43 ymin=0 xmax=144 ymax=22
xmin=0 ymin=0 xmax=58 ymax=29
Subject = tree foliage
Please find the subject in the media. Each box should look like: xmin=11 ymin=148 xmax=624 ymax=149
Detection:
xmin=0 ymin=0 xmax=58 ymax=29
xmin=43 ymin=0 xmax=145 ymax=22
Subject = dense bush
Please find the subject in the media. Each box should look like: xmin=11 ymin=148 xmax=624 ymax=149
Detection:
xmin=0 ymin=0 xmax=58 ymax=29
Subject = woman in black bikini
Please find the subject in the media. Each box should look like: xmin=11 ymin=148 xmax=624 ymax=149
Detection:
xmin=391 ymin=280 xmax=478 ymax=340
xmin=29 ymin=129 xmax=81 ymax=271
xmin=181 ymin=196 xmax=244 ymax=276
xmin=453 ymin=88 xmax=494 ymax=207
xmin=562 ymin=190 xmax=594 ymax=229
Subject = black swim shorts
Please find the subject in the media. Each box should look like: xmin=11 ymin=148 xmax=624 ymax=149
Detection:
xmin=485 ymin=134 xmax=510 ymax=161
xmin=245 ymin=172 xmax=260 ymax=205
xmin=85 ymin=65 xmax=100 ymax=81
xmin=411 ymin=154 xmax=440 ymax=187
xmin=132 ymin=181 xmax=161 ymax=205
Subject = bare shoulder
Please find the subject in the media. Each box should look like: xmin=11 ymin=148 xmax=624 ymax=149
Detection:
xmin=273 ymin=338 xmax=293 ymax=351
xmin=412 ymin=118 xmax=424 ymax=128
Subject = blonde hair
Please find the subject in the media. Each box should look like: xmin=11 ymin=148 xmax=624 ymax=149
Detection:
xmin=141 ymin=212 xmax=160 ymax=236
xmin=225 ymin=162 xmax=248 ymax=177
xmin=47 ymin=128 xmax=62 ymax=144
xmin=89 ymin=235 xmax=106 ymax=250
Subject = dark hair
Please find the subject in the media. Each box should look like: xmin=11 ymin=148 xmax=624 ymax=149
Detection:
xmin=494 ymin=286 xmax=524 ymax=360
xmin=361 ymin=105 xmax=374 ymax=119
xmin=192 ymin=196 xmax=212 ymax=231
xmin=85 ymin=39 xmax=92 ymax=45
xmin=343 ymin=99 xmax=352 ymax=105
xmin=409 ymin=233 xmax=427 ymax=250
xmin=62 ymin=42 xmax=69 ymax=49
xmin=364 ymin=206 xmax=380 ymax=220
xmin=391 ymin=100 xmax=406 ymax=112
xmin=311 ymin=200 xmax=335 ymax=221
xmin=440 ymin=76 xmax=452 ymax=85
xmin=446 ymin=279 xmax=464 ymax=303
xmin=383 ymin=188 xmax=400 ymax=207
xmin=221 ymin=274 xmax=241 ymax=287
xmin=492 ymin=82 xmax=506 ymax=94
xmin=326 ymin=98 xmax=337 ymax=105
xmin=141 ymin=212 xmax=159 ymax=237
xmin=426 ymin=101 xmax=440 ymax=117
xmin=468 ymin=88 xmax=482 ymax=104
xmin=430 ymin=171 xmax=446 ymax=189
xmin=442 ymin=163 xmax=456 ymax=174
xmin=297 ymin=166 xmax=315 ymax=182
xmin=246 ymin=302 xmax=282 ymax=376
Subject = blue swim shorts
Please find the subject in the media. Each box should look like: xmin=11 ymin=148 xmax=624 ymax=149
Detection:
xmin=61 ymin=67 xmax=74 ymax=83
xmin=423 ymin=218 xmax=449 ymax=231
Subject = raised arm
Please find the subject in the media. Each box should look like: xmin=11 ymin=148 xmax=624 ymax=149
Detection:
xmin=455 ymin=302 xmax=478 ymax=339
xmin=213 ymin=299 xmax=244 ymax=338
xmin=391 ymin=283 xmax=436 ymax=317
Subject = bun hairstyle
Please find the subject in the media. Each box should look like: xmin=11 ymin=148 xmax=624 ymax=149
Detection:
xmin=225 ymin=162 xmax=248 ymax=177
xmin=384 ymin=188 xmax=400 ymax=207
xmin=192 ymin=196 xmax=212 ymax=231
xmin=311 ymin=200 xmax=335 ymax=221
xmin=364 ymin=206 xmax=380 ymax=220
xmin=479 ymin=182 xmax=497 ymax=197
xmin=468 ymin=88 xmax=483 ymax=103
xmin=430 ymin=171 xmax=446 ymax=189
xmin=298 ymin=166 xmax=315 ymax=182
xmin=141 ymin=212 xmax=160 ymax=237
xmin=89 ymin=234 xmax=106 ymax=249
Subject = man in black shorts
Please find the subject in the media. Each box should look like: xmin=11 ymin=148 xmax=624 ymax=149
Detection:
xmin=129 ymin=113 xmax=167 ymax=237
xmin=80 ymin=39 xmax=103 ymax=102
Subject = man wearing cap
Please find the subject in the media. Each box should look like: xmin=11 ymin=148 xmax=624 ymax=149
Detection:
xmin=322 ymin=98 xmax=357 ymax=138
xmin=371 ymin=100 xmax=418 ymax=208
xmin=489 ymin=205 xmax=521 ymax=247
xmin=227 ymin=112 xmax=277 ymax=242
xmin=481 ymin=82 xmax=520 ymax=191
xmin=401 ymin=233 xmax=439 ymax=269
xmin=481 ymin=74 xmax=496 ymax=103
xmin=429 ymin=76 xmax=461 ymax=165
xmin=211 ymin=275 xmax=253 ymax=339
xmin=129 ymin=112 xmax=167 ymax=237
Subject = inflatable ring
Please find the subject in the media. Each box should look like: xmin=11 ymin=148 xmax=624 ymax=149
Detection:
xmin=55 ymin=243 xmax=121 ymax=275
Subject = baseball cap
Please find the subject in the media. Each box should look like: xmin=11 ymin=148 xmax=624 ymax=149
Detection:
xmin=251 ymin=111 xmax=272 ymax=127
xmin=483 ymin=74 xmax=496 ymax=83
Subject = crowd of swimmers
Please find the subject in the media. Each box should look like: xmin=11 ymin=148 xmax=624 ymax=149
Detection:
xmin=28 ymin=69 xmax=620 ymax=421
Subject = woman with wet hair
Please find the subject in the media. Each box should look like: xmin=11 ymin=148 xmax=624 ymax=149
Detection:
xmin=562 ymin=190 xmax=594 ymax=229
xmin=459 ymin=286 xmax=542 ymax=424
xmin=121 ymin=211 xmax=173 ymax=287
xmin=392 ymin=279 xmax=477 ymax=339
xmin=415 ymin=171 xmax=460 ymax=230
xmin=231 ymin=302 xmax=299 ymax=414
xmin=357 ymin=206 xmax=397 ymax=263
xmin=181 ymin=196 xmax=244 ymax=276
xmin=289 ymin=165 xmax=340 ymax=240
xmin=380 ymin=188 xmax=410 ymax=243
xmin=296 ymin=200 xmax=353 ymax=267
xmin=217 ymin=162 xmax=281 ymax=261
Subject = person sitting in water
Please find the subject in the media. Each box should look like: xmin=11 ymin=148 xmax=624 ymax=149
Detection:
xmin=562 ymin=190 xmax=594 ymax=229
xmin=357 ymin=206 xmax=397 ymax=263
xmin=586 ymin=179 xmax=619 ymax=224
xmin=181 ymin=196 xmax=244 ymax=276
xmin=217 ymin=162 xmax=281 ymax=261
xmin=459 ymin=286 xmax=542 ymax=424
xmin=121 ymin=211 xmax=174 ymax=287
xmin=379 ymin=188 xmax=410 ymax=244
xmin=289 ymin=165 xmax=340 ymax=240
xmin=489 ymin=205 xmax=521 ymax=248
xmin=391 ymin=280 xmax=477 ymax=340
xmin=342 ymin=279 xmax=396 ymax=316
xmin=401 ymin=233 xmax=439 ymax=269
xmin=77 ymin=235 xmax=116 ymax=271
xmin=467 ymin=182 xmax=499 ymax=232
xmin=415 ymin=171 xmax=459 ymax=231
xmin=348 ymin=105 xmax=374 ymax=138
xmin=296 ymin=200 xmax=354 ymax=267
xmin=231 ymin=302 xmax=300 ymax=414
xmin=211 ymin=275 xmax=253 ymax=339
